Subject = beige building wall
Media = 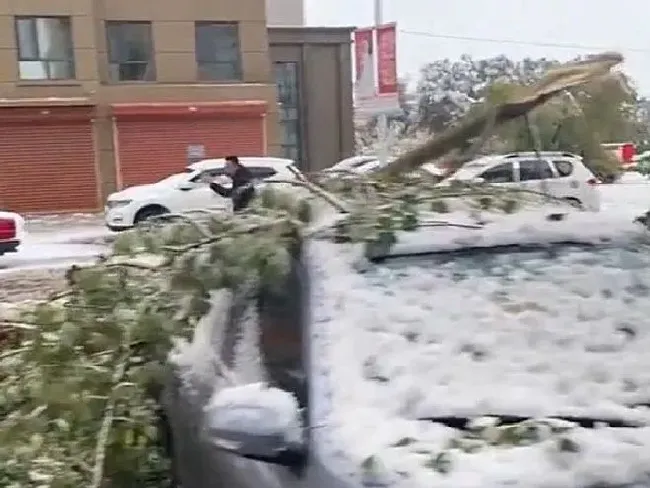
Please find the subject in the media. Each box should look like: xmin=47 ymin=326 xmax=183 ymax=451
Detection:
xmin=265 ymin=0 xmax=304 ymax=26
xmin=0 ymin=0 xmax=280 ymax=154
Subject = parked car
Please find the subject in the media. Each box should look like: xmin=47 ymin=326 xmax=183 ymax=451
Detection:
xmin=441 ymin=151 xmax=601 ymax=211
xmin=164 ymin=211 xmax=650 ymax=488
xmin=323 ymin=155 xmax=386 ymax=175
xmin=324 ymin=156 xmax=444 ymax=180
xmin=104 ymin=157 xmax=302 ymax=231
xmin=0 ymin=210 xmax=24 ymax=256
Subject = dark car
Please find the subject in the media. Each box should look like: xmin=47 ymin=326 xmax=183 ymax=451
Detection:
xmin=162 ymin=214 xmax=650 ymax=488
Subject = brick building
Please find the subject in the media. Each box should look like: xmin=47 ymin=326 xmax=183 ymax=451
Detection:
xmin=0 ymin=0 xmax=354 ymax=213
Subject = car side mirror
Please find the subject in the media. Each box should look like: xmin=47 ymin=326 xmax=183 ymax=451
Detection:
xmin=203 ymin=383 xmax=306 ymax=470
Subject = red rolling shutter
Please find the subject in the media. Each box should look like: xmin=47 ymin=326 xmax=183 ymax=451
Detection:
xmin=0 ymin=105 xmax=99 ymax=213
xmin=112 ymin=101 xmax=267 ymax=188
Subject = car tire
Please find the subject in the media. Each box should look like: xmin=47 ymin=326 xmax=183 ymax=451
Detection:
xmin=562 ymin=197 xmax=583 ymax=209
xmin=134 ymin=205 xmax=169 ymax=225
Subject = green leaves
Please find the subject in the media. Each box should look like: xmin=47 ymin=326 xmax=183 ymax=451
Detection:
xmin=0 ymin=177 xmax=540 ymax=485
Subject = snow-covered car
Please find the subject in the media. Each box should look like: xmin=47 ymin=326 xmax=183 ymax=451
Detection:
xmin=323 ymin=155 xmax=386 ymax=174
xmin=164 ymin=211 xmax=650 ymax=488
xmin=324 ymin=156 xmax=449 ymax=181
xmin=441 ymin=152 xmax=601 ymax=211
xmin=0 ymin=210 xmax=24 ymax=256
xmin=104 ymin=157 xmax=301 ymax=230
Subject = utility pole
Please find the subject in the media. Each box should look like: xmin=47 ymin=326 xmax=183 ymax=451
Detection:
xmin=373 ymin=0 xmax=390 ymax=164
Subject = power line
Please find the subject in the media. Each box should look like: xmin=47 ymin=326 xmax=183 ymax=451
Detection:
xmin=399 ymin=29 xmax=650 ymax=54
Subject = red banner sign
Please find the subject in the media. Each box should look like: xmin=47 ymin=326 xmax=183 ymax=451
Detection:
xmin=376 ymin=23 xmax=397 ymax=96
xmin=354 ymin=28 xmax=374 ymax=83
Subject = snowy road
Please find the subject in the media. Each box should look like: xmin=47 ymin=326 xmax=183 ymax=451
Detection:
xmin=600 ymin=172 xmax=650 ymax=218
xmin=0 ymin=226 xmax=112 ymax=274
xmin=0 ymin=173 xmax=648 ymax=274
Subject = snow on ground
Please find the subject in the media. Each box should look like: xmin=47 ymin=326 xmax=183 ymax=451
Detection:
xmin=0 ymin=269 xmax=68 ymax=302
xmin=0 ymin=235 xmax=107 ymax=301
xmin=0 ymin=235 xmax=109 ymax=274
xmin=601 ymin=173 xmax=650 ymax=219
xmin=0 ymin=215 xmax=112 ymax=300
xmin=24 ymin=212 xmax=104 ymax=233
xmin=1 ymin=212 xmax=112 ymax=274
xmin=309 ymin=210 xmax=650 ymax=488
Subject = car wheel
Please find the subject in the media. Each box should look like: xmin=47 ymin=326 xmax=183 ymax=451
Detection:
xmin=134 ymin=205 xmax=169 ymax=225
xmin=562 ymin=197 xmax=583 ymax=209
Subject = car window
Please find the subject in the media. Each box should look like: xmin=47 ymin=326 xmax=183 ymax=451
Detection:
xmin=248 ymin=166 xmax=278 ymax=180
xmin=553 ymin=160 xmax=574 ymax=177
xmin=478 ymin=162 xmax=514 ymax=183
xmin=190 ymin=168 xmax=225 ymax=183
xmin=518 ymin=159 xmax=554 ymax=181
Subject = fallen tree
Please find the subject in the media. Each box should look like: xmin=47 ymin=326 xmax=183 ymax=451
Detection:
xmin=377 ymin=52 xmax=624 ymax=177
xmin=0 ymin=52 xmax=627 ymax=486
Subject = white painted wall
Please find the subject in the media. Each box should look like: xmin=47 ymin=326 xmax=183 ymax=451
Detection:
xmin=266 ymin=0 xmax=304 ymax=26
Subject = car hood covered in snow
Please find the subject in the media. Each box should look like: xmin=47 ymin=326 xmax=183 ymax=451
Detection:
xmin=308 ymin=212 xmax=650 ymax=488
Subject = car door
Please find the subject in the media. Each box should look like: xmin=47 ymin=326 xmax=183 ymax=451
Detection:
xmin=516 ymin=159 xmax=555 ymax=195
xmin=477 ymin=162 xmax=516 ymax=187
xmin=180 ymin=168 xmax=231 ymax=212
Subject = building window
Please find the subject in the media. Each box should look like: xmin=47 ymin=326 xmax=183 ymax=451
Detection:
xmin=274 ymin=62 xmax=302 ymax=164
xmin=106 ymin=21 xmax=155 ymax=82
xmin=195 ymin=22 xmax=242 ymax=81
xmin=15 ymin=16 xmax=75 ymax=80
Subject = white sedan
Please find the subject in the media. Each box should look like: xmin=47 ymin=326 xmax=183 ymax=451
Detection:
xmin=104 ymin=157 xmax=303 ymax=231
xmin=0 ymin=210 xmax=24 ymax=256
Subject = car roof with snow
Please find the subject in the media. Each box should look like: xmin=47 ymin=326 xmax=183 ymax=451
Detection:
xmin=308 ymin=211 xmax=650 ymax=488
xmin=326 ymin=155 xmax=379 ymax=171
xmin=188 ymin=157 xmax=295 ymax=172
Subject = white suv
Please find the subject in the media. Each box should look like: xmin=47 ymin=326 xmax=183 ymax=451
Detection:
xmin=441 ymin=152 xmax=601 ymax=211
xmin=104 ymin=157 xmax=301 ymax=231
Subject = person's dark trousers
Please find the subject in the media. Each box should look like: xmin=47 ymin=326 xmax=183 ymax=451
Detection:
xmin=233 ymin=185 xmax=255 ymax=212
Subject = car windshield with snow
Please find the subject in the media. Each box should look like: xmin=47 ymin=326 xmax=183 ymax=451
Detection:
xmin=165 ymin=212 xmax=650 ymax=488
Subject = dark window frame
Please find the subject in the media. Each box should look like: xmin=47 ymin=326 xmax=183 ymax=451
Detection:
xmin=15 ymin=16 xmax=75 ymax=80
xmin=518 ymin=159 xmax=554 ymax=181
xmin=105 ymin=21 xmax=156 ymax=82
xmin=195 ymin=21 xmax=242 ymax=81
xmin=479 ymin=162 xmax=514 ymax=183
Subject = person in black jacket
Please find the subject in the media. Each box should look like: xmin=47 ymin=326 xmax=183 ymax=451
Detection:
xmin=209 ymin=156 xmax=256 ymax=212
